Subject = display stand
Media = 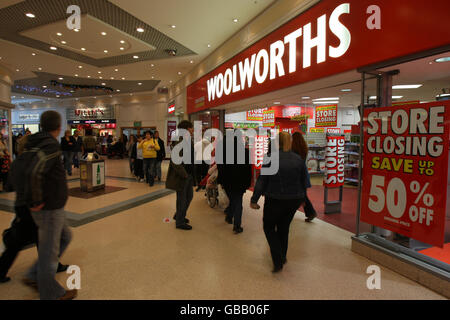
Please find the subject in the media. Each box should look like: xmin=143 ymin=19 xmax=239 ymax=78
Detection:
xmin=324 ymin=186 xmax=343 ymax=214
xmin=80 ymin=155 xmax=105 ymax=192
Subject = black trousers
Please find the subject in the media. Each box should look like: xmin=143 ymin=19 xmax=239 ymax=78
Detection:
xmin=263 ymin=197 xmax=304 ymax=268
xmin=0 ymin=206 xmax=37 ymax=278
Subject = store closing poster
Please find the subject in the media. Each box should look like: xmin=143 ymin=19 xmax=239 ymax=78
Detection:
xmin=315 ymin=105 xmax=337 ymax=127
xmin=324 ymin=136 xmax=345 ymax=188
xmin=361 ymin=101 xmax=450 ymax=248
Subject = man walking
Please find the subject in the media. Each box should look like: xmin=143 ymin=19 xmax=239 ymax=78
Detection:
xmin=138 ymin=131 xmax=160 ymax=186
xmin=167 ymin=120 xmax=195 ymax=230
xmin=72 ymin=130 xmax=83 ymax=168
xmin=20 ymin=111 xmax=76 ymax=300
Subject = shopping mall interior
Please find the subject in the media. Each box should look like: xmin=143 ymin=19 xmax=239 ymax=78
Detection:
xmin=0 ymin=0 xmax=449 ymax=300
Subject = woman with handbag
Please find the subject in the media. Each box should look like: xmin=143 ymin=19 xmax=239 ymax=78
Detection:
xmin=291 ymin=132 xmax=317 ymax=222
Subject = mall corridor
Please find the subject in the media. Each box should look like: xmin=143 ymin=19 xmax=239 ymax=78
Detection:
xmin=0 ymin=160 xmax=444 ymax=300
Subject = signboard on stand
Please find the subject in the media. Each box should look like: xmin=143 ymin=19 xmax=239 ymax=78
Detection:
xmin=324 ymin=136 xmax=345 ymax=188
xmin=361 ymin=101 xmax=450 ymax=248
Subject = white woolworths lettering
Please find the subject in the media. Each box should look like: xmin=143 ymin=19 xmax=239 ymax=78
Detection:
xmin=206 ymin=3 xmax=352 ymax=102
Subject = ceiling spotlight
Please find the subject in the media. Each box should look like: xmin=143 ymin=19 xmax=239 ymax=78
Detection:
xmin=136 ymin=27 xmax=144 ymax=33
xmin=50 ymin=46 xmax=57 ymax=50
xmin=25 ymin=13 xmax=35 ymax=18
xmin=120 ymin=40 xmax=125 ymax=44
xmin=101 ymin=32 xmax=107 ymax=36
xmin=151 ymin=64 xmax=155 ymax=67
xmin=120 ymin=47 xmax=125 ymax=51
xmin=190 ymin=60 xmax=194 ymax=64
xmin=42 ymin=86 xmax=47 ymax=88
xmin=122 ymin=77 xmax=125 ymax=80
xmin=178 ymin=72 xmax=182 ymax=75
xmin=56 ymin=32 xmax=62 ymax=36
xmin=101 ymin=83 xmax=106 ymax=86
xmin=61 ymin=41 xmax=67 ymax=44
xmin=87 ymin=75 xmax=91 ymax=78
xmin=233 ymin=18 xmax=238 ymax=23
xmin=207 ymin=44 xmax=211 ymax=48
xmin=78 ymin=66 xmax=83 ymax=69
xmin=32 ymin=53 xmax=36 ymax=56
xmin=58 ymin=77 xmax=63 ymax=80
xmin=115 ymin=69 xmax=118 ymax=72
xmin=81 ymin=48 xmax=86 ymax=51
xmin=133 ymin=55 xmax=139 ymax=59
xmin=116 ymin=89 xmax=121 ymax=92
xmin=56 ymin=95 xmax=60 ymax=98
xmin=75 ymin=74 xmax=78 ymax=77
xmin=98 ymin=71 xmax=102 ymax=74
xmin=151 ymin=76 xmax=154 ymax=79
xmin=74 ymin=29 xmax=79 ymax=32
xmin=341 ymin=89 xmax=352 ymax=92
xmin=138 ymin=83 xmax=142 ymax=85
xmin=110 ymin=77 xmax=114 ymax=79
xmin=302 ymin=97 xmax=311 ymax=99
xmin=38 ymin=67 xmax=42 ymax=71
xmin=104 ymin=50 xmax=108 ymax=53
xmin=171 ymin=25 xmax=176 ymax=28
xmin=99 ymin=76 xmax=103 ymax=79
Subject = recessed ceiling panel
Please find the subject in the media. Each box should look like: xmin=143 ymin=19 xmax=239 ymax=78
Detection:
xmin=20 ymin=14 xmax=155 ymax=59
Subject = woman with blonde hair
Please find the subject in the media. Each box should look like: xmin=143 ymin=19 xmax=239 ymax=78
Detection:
xmin=250 ymin=131 xmax=308 ymax=273
xmin=291 ymin=131 xmax=316 ymax=222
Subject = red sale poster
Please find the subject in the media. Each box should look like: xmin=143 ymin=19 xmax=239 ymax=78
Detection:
xmin=324 ymin=136 xmax=345 ymax=188
xmin=315 ymin=105 xmax=337 ymax=127
xmin=361 ymin=101 xmax=450 ymax=248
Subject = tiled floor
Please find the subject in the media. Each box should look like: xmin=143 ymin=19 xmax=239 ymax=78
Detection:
xmin=0 ymin=159 xmax=446 ymax=300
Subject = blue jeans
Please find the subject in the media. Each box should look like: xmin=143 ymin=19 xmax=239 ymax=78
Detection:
xmin=62 ymin=151 xmax=73 ymax=175
xmin=156 ymin=160 xmax=162 ymax=180
xmin=143 ymin=158 xmax=157 ymax=185
xmin=27 ymin=209 xmax=72 ymax=300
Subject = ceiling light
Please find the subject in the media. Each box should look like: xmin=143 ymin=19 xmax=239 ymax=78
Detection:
xmin=120 ymin=47 xmax=125 ymax=51
xmin=81 ymin=48 xmax=86 ymax=51
xmin=138 ymin=83 xmax=142 ymax=85
xmin=57 ymin=33 xmax=62 ymax=36
xmin=56 ymin=95 xmax=60 ymax=98
xmin=273 ymin=102 xmax=281 ymax=105
xmin=115 ymin=69 xmax=118 ymax=72
xmin=171 ymin=25 xmax=176 ymax=28
xmin=302 ymin=96 xmax=310 ymax=99
xmin=78 ymin=66 xmax=83 ymax=69
xmin=99 ymin=76 xmax=103 ymax=79
xmin=38 ymin=67 xmax=42 ymax=71
xmin=116 ymin=89 xmax=120 ymax=92
xmin=32 ymin=53 xmax=36 ymax=56
xmin=136 ymin=28 xmax=144 ymax=33
xmin=102 ymin=83 xmax=106 ymax=86
xmin=392 ymin=84 xmax=423 ymax=89
xmin=435 ymin=57 xmax=450 ymax=63
xmin=122 ymin=77 xmax=125 ymax=80
xmin=207 ymin=44 xmax=211 ymax=48
xmin=178 ymin=72 xmax=182 ymax=75
xmin=312 ymin=97 xmax=340 ymax=101
xmin=437 ymin=93 xmax=450 ymax=97
xmin=101 ymin=32 xmax=107 ymax=36
xmin=133 ymin=55 xmax=139 ymax=59
xmin=25 ymin=13 xmax=35 ymax=18
xmin=42 ymin=86 xmax=47 ymax=88
xmin=120 ymin=40 xmax=125 ymax=44
xmin=151 ymin=64 xmax=154 ymax=67
xmin=61 ymin=41 xmax=67 ymax=44
xmin=369 ymin=96 xmax=404 ymax=100
xmin=104 ymin=50 xmax=108 ymax=53
xmin=87 ymin=75 xmax=91 ymax=78
xmin=98 ymin=71 xmax=102 ymax=74
xmin=233 ymin=18 xmax=238 ymax=23
xmin=151 ymin=76 xmax=154 ymax=79
xmin=313 ymin=101 xmax=339 ymax=104
xmin=341 ymin=89 xmax=352 ymax=92
xmin=190 ymin=60 xmax=194 ymax=64
xmin=50 ymin=46 xmax=57 ymax=50
xmin=75 ymin=74 xmax=78 ymax=77
xmin=58 ymin=77 xmax=63 ymax=80
xmin=15 ymin=69 xmax=19 ymax=72
xmin=110 ymin=77 xmax=114 ymax=79
xmin=74 ymin=29 xmax=79 ymax=32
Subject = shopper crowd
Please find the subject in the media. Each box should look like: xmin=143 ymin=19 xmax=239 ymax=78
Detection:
xmin=0 ymin=113 xmax=316 ymax=300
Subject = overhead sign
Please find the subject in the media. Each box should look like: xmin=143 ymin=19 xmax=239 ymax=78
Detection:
xmin=361 ymin=101 xmax=450 ymax=248
xmin=187 ymin=0 xmax=450 ymax=114
xmin=67 ymin=105 xmax=115 ymax=120
xmin=315 ymin=105 xmax=337 ymax=127
xmin=263 ymin=110 xmax=275 ymax=127
xmin=324 ymin=136 xmax=345 ymax=188
xmin=246 ymin=108 xmax=268 ymax=121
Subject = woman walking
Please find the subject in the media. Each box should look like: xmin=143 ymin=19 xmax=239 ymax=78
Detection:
xmin=250 ymin=132 xmax=308 ymax=273
xmin=138 ymin=131 xmax=160 ymax=186
xmin=61 ymin=130 xmax=75 ymax=176
xmin=291 ymin=132 xmax=317 ymax=222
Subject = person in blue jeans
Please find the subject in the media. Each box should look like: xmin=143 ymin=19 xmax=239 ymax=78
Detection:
xmin=13 ymin=111 xmax=77 ymax=300
xmin=217 ymin=130 xmax=252 ymax=234
xmin=60 ymin=130 xmax=75 ymax=176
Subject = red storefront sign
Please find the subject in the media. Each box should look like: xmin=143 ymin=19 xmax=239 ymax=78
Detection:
xmin=187 ymin=0 xmax=450 ymax=114
xmin=361 ymin=101 xmax=450 ymax=248
xmin=324 ymin=136 xmax=345 ymax=188
xmin=316 ymin=105 xmax=337 ymax=127
xmin=168 ymin=104 xmax=175 ymax=114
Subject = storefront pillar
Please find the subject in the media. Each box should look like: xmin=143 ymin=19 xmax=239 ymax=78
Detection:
xmin=219 ymin=110 xmax=225 ymax=133
xmin=0 ymin=64 xmax=14 ymax=157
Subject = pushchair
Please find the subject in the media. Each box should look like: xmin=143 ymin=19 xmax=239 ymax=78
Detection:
xmin=199 ymin=163 xmax=219 ymax=208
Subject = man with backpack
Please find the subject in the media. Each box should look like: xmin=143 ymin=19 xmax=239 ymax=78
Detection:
xmin=10 ymin=111 xmax=76 ymax=300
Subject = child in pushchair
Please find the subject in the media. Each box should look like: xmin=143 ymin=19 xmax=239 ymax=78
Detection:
xmin=198 ymin=163 xmax=219 ymax=208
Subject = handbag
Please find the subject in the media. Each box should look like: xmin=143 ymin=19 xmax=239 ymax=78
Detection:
xmin=217 ymin=185 xmax=229 ymax=209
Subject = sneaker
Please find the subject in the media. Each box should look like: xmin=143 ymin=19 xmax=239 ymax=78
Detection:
xmin=0 ymin=276 xmax=11 ymax=284
xmin=176 ymin=224 xmax=193 ymax=230
xmin=58 ymin=289 xmax=78 ymax=300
